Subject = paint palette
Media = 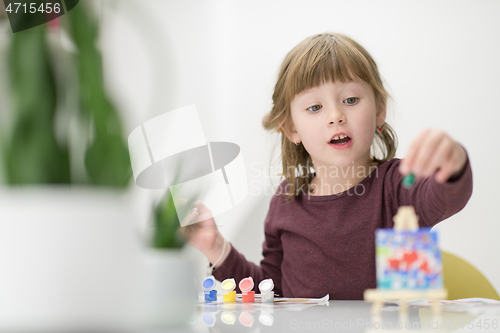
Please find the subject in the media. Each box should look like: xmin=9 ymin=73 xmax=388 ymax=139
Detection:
xmin=375 ymin=227 xmax=443 ymax=290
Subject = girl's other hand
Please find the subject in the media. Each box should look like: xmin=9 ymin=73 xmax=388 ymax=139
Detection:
xmin=399 ymin=129 xmax=467 ymax=183
xmin=177 ymin=200 xmax=230 ymax=266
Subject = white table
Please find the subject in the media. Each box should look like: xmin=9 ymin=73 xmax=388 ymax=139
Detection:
xmin=169 ymin=300 xmax=500 ymax=333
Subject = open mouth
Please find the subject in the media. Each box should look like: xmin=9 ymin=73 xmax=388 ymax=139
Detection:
xmin=329 ymin=134 xmax=351 ymax=145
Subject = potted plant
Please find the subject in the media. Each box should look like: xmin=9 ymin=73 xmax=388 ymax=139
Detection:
xmin=0 ymin=2 xmax=198 ymax=329
xmin=137 ymin=186 xmax=198 ymax=328
xmin=0 ymin=2 xmax=137 ymax=330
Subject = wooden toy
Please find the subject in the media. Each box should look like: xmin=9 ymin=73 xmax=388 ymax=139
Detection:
xmin=364 ymin=206 xmax=448 ymax=315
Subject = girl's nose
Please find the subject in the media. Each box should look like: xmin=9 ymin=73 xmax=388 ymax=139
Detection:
xmin=327 ymin=107 xmax=346 ymax=125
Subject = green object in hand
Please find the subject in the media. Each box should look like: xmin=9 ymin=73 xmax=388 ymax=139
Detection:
xmin=402 ymin=173 xmax=416 ymax=189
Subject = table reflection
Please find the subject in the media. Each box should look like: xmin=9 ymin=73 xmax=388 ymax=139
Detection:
xmin=191 ymin=300 xmax=500 ymax=333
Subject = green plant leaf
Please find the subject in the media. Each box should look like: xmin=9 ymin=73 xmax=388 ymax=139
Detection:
xmin=3 ymin=24 xmax=71 ymax=184
xmin=67 ymin=2 xmax=131 ymax=187
xmin=152 ymin=189 xmax=186 ymax=249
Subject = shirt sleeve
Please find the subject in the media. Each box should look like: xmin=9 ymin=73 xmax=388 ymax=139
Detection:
xmin=386 ymin=150 xmax=473 ymax=228
xmin=212 ymin=193 xmax=284 ymax=295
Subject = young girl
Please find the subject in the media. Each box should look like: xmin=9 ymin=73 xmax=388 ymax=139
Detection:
xmin=179 ymin=32 xmax=473 ymax=300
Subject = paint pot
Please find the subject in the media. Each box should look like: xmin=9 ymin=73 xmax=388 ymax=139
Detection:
xmin=239 ymin=312 xmax=254 ymax=328
xmin=242 ymin=290 xmax=255 ymax=302
xmin=258 ymin=278 xmax=274 ymax=303
xmin=221 ymin=278 xmax=236 ymax=302
xmin=259 ymin=312 xmax=274 ymax=326
xmin=202 ymin=276 xmax=217 ymax=302
xmin=220 ymin=311 xmax=236 ymax=325
xmin=201 ymin=312 xmax=216 ymax=327
xmin=239 ymin=277 xmax=255 ymax=303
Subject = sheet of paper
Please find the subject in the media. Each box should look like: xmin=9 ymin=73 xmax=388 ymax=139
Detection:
xmin=383 ymin=297 xmax=500 ymax=314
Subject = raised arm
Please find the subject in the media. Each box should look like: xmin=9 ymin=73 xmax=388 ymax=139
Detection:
xmin=390 ymin=129 xmax=473 ymax=226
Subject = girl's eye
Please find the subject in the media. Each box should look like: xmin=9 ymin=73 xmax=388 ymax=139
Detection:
xmin=344 ymin=97 xmax=358 ymax=105
xmin=306 ymin=105 xmax=322 ymax=112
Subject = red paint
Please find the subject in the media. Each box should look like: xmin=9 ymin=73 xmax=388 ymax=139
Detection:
xmin=402 ymin=251 xmax=418 ymax=266
xmin=388 ymin=258 xmax=399 ymax=270
xmin=420 ymin=260 xmax=431 ymax=273
xmin=239 ymin=312 xmax=254 ymax=327
xmin=239 ymin=278 xmax=253 ymax=291
xmin=242 ymin=291 xmax=255 ymax=303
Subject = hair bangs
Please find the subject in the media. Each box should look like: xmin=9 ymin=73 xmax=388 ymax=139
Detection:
xmin=284 ymin=36 xmax=373 ymax=102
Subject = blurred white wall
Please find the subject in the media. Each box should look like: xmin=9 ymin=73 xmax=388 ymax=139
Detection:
xmin=100 ymin=0 xmax=500 ymax=292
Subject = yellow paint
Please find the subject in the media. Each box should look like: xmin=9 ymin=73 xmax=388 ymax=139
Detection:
xmin=223 ymin=290 xmax=236 ymax=302
xmin=221 ymin=312 xmax=236 ymax=324
xmin=222 ymin=280 xmax=235 ymax=290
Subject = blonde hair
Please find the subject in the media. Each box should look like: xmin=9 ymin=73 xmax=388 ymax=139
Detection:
xmin=262 ymin=32 xmax=397 ymax=201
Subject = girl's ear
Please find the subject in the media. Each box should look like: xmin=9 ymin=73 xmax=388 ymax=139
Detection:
xmin=280 ymin=120 xmax=300 ymax=143
xmin=376 ymin=99 xmax=387 ymax=127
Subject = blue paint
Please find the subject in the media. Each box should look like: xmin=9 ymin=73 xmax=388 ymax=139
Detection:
xmin=204 ymin=290 xmax=217 ymax=302
xmin=202 ymin=313 xmax=215 ymax=326
xmin=202 ymin=277 xmax=215 ymax=289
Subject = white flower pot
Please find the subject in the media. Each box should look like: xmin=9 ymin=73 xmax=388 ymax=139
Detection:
xmin=137 ymin=248 xmax=197 ymax=328
xmin=0 ymin=186 xmax=140 ymax=331
xmin=0 ymin=186 xmax=197 ymax=330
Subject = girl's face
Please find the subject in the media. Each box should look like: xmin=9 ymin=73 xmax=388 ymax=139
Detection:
xmin=287 ymin=79 xmax=386 ymax=170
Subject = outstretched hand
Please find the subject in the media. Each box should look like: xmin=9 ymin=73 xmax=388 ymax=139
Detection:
xmin=399 ymin=129 xmax=467 ymax=183
xmin=176 ymin=199 xmax=229 ymax=266
xmin=177 ymin=200 xmax=219 ymax=252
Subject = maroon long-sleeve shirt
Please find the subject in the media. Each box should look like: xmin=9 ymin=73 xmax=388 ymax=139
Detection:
xmin=213 ymin=157 xmax=473 ymax=299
